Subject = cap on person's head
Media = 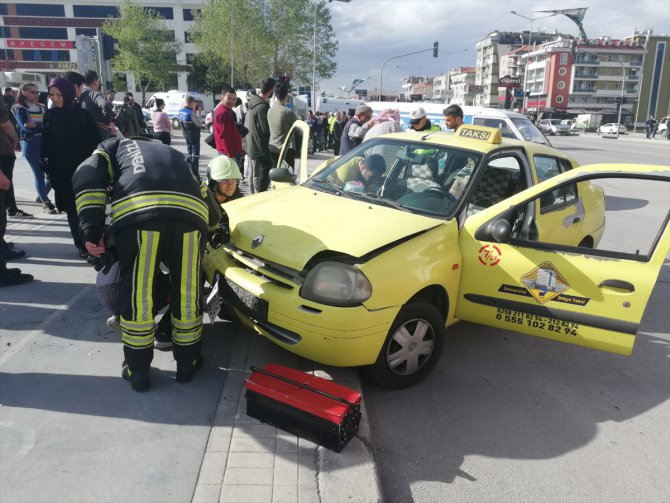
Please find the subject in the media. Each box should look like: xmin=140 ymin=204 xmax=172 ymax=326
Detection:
xmin=208 ymin=155 xmax=243 ymax=181
xmin=409 ymin=106 xmax=426 ymax=125
xmin=355 ymin=104 xmax=372 ymax=117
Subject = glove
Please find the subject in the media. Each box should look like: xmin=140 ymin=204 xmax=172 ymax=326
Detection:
xmin=82 ymin=227 xmax=105 ymax=247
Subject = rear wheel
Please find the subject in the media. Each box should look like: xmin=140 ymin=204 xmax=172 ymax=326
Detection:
xmin=363 ymin=302 xmax=444 ymax=388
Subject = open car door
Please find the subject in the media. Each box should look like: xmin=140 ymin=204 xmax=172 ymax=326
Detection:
xmin=269 ymin=120 xmax=311 ymax=190
xmin=456 ymin=164 xmax=670 ymax=356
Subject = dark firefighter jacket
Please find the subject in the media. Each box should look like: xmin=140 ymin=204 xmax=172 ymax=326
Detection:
xmin=72 ymin=137 xmax=209 ymax=244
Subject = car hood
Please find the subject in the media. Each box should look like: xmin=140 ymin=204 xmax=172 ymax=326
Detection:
xmin=226 ymin=186 xmax=442 ymax=271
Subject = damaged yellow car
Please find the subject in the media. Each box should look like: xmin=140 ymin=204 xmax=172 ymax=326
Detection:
xmin=203 ymin=122 xmax=669 ymax=388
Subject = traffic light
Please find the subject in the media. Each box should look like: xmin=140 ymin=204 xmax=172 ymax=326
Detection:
xmin=102 ymin=34 xmax=119 ymax=60
xmin=433 ymin=41 xmax=439 ymax=58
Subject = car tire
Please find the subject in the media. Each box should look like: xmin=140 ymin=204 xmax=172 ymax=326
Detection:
xmin=363 ymin=302 xmax=445 ymax=389
xmin=172 ymin=117 xmax=181 ymax=129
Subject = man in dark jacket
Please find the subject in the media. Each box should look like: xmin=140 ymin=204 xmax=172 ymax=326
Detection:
xmin=339 ymin=104 xmax=375 ymax=156
xmin=80 ymin=70 xmax=113 ymax=139
xmin=244 ymin=78 xmax=275 ymax=193
xmin=73 ymin=137 xmax=210 ymax=391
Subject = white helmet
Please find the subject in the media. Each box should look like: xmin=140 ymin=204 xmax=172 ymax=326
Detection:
xmin=208 ymin=155 xmax=242 ymax=181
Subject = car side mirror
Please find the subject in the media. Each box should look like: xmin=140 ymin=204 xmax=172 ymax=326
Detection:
xmin=489 ymin=219 xmax=512 ymax=243
xmin=269 ymin=167 xmax=296 ymax=184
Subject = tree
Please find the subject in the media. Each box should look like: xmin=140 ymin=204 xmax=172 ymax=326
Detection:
xmin=103 ymin=0 xmax=182 ymax=104
xmin=189 ymin=0 xmax=337 ymax=89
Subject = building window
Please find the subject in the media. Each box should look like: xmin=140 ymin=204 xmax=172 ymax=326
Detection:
xmin=18 ymin=27 xmax=68 ymax=39
xmin=558 ymin=67 xmax=567 ymax=76
xmin=17 ymin=3 xmax=65 ymax=16
xmin=603 ymin=83 xmax=609 ymax=90
xmin=183 ymin=9 xmax=199 ymax=21
xmin=560 ymin=53 xmax=568 ymax=65
xmin=607 ymin=54 xmax=612 ymax=61
xmin=22 ymin=50 xmax=70 ymax=62
xmin=616 ymin=82 xmax=622 ymax=89
xmin=555 ymin=95 xmax=564 ymax=104
xmin=75 ymin=28 xmax=97 ymax=37
xmin=146 ymin=7 xmax=174 ymax=19
xmin=557 ymin=81 xmax=566 ymax=90
xmin=619 ymin=54 xmax=624 ymax=61
xmin=73 ymin=5 xmax=119 ymax=18
xmin=184 ymin=31 xmax=192 ymax=43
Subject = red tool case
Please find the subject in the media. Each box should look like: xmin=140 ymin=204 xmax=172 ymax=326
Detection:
xmin=244 ymin=364 xmax=362 ymax=453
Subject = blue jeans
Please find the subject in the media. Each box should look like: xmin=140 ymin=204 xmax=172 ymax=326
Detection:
xmin=21 ymin=137 xmax=51 ymax=202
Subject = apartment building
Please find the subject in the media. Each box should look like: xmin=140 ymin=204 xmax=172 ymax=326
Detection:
xmin=448 ymin=66 xmax=476 ymax=106
xmin=625 ymin=31 xmax=670 ymax=125
xmin=474 ymin=30 xmax=557 ymax=108
xmin=501 ymin=36 xmax=645 ymax=123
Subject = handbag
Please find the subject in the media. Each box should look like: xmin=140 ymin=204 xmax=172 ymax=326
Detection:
xmin=204 ymin=132 xmax=216 ymax=148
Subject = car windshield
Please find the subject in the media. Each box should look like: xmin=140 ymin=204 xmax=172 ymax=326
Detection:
xmin=549 ymin=120 xmax=562 ymax=125
xmin=304 ymin=138 xmax=484 ymax=219
xmin=510 ymin=117 xmax=549 ymax=144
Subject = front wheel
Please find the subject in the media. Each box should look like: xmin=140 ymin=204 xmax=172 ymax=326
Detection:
xmin=363 ymin=302 xmax=445 ymax=388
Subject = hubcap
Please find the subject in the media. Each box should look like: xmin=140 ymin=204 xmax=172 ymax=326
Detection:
xmin=386 ymin=319 xmax=435 ymax=375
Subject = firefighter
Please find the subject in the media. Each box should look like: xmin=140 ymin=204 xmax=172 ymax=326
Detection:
xmin=207 ymin=155 xmax=244 ymax=205
xmin=73 ymin=137 xmax=210 ymax=391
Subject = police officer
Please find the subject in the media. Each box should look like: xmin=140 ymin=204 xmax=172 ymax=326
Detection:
xmin=178 ymin=96 xmax=202 ymax=177
xmin=73 ymin=137 xmax=210 ymax=391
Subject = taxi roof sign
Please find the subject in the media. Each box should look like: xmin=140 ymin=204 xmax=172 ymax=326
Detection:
xmin=457 ymin=125 xmax=502 ymax=144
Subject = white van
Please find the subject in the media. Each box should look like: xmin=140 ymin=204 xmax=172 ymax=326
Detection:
xmin=143 ymin=90 xmax=206 ymax=129
xmin=316 ymin=96 xmax=365 ymax=115
xmin=366 ymin=101 xmax=550 ymax=145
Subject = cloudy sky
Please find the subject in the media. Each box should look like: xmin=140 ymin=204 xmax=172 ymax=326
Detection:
xmin=320 ymin=0 xmax=670 ymax=96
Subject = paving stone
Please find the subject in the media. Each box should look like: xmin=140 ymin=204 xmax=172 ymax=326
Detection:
xmin=273 ymin=453 xmax=298 ymax=486
xmin=229 ymin=436 xmax=276 ymax=453
xmin=223 ymin=466 xmax=273 ymax=485
xmin=192 ymin=484 xmax=221 ymax=503
xmin=271 ymin=485 xmax=299 ymax=503
xmin=219 ymin=485 xmax=272 ymax=503
xmin=197 ymin=451 xmax=228 ymax=485
xmin=227 ymin=451 xmax=275 ymax=468
xmin=207 ymin=425 xmax=233 ymax=452
xmin=232 ymin=423 xmax=277 ymax=438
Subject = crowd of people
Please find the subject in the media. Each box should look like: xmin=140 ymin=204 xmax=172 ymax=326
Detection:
xmin=0 ymin=68 xmax=466 ymax=389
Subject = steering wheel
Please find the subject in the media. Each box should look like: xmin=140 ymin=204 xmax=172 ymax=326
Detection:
xmin=423 ymin=186 xmax=458 ymax=206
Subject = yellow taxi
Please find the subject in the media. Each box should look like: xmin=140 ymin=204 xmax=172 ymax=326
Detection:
xmin=203 ymin=122 xmax=670 ymax=388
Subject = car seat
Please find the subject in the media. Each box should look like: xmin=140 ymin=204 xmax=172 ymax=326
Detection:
xmin=406 ymin=164 xmax=441 ymax=192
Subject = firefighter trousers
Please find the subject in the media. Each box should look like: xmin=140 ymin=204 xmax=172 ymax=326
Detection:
xmin=115 ymin=219 xmax=204 ymax=371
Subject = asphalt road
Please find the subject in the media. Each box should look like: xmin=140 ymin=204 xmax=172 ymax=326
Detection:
xmin=363 ymin=133 xmax=670 ymax=503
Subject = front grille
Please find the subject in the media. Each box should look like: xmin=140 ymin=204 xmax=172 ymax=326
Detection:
xmin=225 ymin=246 xmax=299 ymax=289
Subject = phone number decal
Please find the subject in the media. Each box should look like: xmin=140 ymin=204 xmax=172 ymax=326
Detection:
xmin=495 ymin=308 xmax=578 ymax=336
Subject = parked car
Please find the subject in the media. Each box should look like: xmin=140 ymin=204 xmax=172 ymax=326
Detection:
xmin=656 ymin=116 xmax=669 ymax=135
xmin=597 ymin=123 xmax=627 ymax=135
xmin=561 ymin=119 xmax=576 ymax=133
xmin=537 ymin=119 xmax=571 ymax=135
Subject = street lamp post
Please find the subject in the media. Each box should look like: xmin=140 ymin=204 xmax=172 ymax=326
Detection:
xmin=615 ymin=61 xmax=626 ymax=139
xmin=313 ymin=0 xmax=350 ymax=112
xmin=510 ymin=11 xmax=556 ymax=114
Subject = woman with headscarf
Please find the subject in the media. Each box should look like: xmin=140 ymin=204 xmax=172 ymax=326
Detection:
xmin=41 ymin=77 xmax=101 ymax=258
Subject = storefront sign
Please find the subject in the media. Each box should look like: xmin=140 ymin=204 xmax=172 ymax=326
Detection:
xmin=3 ymin=16 xmax=104 ymax=28
xmin=7 ymin=39 xmax=75 ymax=49
xmin=499 ymin=75 xmax=521 ymax=88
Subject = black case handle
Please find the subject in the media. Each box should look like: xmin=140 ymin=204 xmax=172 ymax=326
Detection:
xmin=249 ymin=366 xmax=358 ymax=408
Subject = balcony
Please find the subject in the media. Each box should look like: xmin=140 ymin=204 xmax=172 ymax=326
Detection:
xmin=574 ymin=72 xmax=598 ymax=79
xmin=573 ymin=86 xmax=597 ymax=93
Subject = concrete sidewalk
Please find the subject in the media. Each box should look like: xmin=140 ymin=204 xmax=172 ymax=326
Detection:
xmin=0 ymin=136 xmax=381 ymax=503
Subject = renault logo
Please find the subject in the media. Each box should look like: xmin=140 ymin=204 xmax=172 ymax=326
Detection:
xmin=251 ymin=235 xmax=264 ymax=249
